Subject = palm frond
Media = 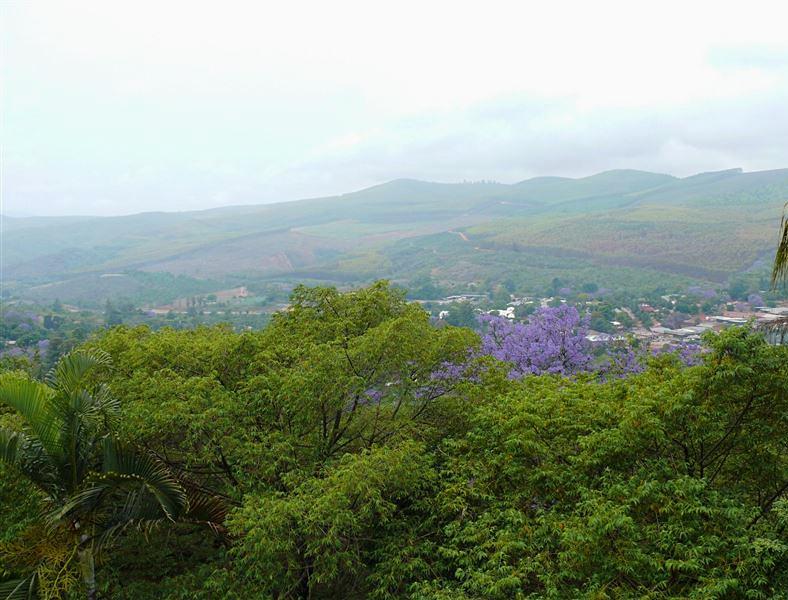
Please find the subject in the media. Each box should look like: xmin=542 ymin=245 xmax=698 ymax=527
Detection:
xmin=46 ymin=350 xmax=112 ymax=396
xmin=51 ymin=388 xmax=110 ymax=490
xmin=772 ymin=202 xmax=788 ymax=288
xmin=0 ymin=377 xmax=59 ymax=459
xmin=89 ymin=385 xmax=120 ymax=429
xmin=0 ymin=428 xmax=59 ymax=495
xmin=183 ymin=486 xmax=229 ymax=532
xmin=100 ymin=439 xmax=188 ymax=519
xmin=57 ymin=440 xmax=187 ymax=525
xmin=0 ymin=574 xmax=36 ymax=600
xmin=90 ymin=518 xmax=149 ymax=557
xmin=0 ymin=428 xmax=24 ymax=466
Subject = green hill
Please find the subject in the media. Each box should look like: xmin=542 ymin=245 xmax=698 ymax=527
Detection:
xmin=4 ymin=168 xmax=787 ymax=304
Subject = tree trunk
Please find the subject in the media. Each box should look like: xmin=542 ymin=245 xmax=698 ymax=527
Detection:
xmin=78 ymin=542 xmax=97 ymax=600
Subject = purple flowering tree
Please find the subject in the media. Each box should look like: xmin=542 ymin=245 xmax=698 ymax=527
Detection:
xmin=598 ymin=343 xmax=645 ymax=380
xmin=448 ymin=304 xmax=708 ymax=384
xmin=478 ymin=305 xmax=591 ymax=378
xmin=687 ymin=286 xmax=717 ymax=300
xmin=747 ymin=293 xmax=764 ymax=309
xmin=655 ymin=343 xmax=704 ymax=366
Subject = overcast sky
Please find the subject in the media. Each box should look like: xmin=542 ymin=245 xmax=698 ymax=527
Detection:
xmin=3 ymin=0 xmax=788 ymax=216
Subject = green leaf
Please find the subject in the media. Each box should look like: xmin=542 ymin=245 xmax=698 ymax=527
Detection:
xmin=0 ymin=377 xmax=59 ymax=460
xmin=47 ymin=350 xmax=112 ymax=396
xmin=0 ymin=574 xmax=36 ymax=600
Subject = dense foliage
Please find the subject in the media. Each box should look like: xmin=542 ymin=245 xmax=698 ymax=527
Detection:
xmin=1 ymin=281 xmax=786 ymax=598
xmin=0 ymin=351 xmax=225 ymax=599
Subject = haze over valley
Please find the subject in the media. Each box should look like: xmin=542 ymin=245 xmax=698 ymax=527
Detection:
xmin=4 ymin=166 xmax=786 ymax=309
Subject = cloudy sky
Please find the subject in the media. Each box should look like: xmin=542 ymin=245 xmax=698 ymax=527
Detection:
xmin=3 ymin=0 xmax=788 ymax=216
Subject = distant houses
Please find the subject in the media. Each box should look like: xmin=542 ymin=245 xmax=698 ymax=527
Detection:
xmin=586 ymin=333 xmax=626 ymax=344
xmin=489 ymin=306 xmax=516 ymax=319
xmin=434 ymin=294 xmax=488 ymax=304
xmin=425 ymin=291 xmax=787 ymax=349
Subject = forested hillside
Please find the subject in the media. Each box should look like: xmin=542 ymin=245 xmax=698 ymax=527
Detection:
xmin=1 ymin=282 xmax=787 ymax=598
xmin=5 ymin=168 xmax=788 ymax=306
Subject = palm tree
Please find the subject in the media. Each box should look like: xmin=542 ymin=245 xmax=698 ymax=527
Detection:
xmin=0 ymin=350 xmax=224 ymax=600
xmin=772 ymin=203 xmax=788 ymax=288
xmin=765 ymin=203 xmax=788 ymax=342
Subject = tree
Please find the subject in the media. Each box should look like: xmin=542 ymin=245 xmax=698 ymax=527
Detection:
xmin=216 ymin=325 xmax=788 ymax=599
xmin=581 ymin=282 xmax=598 ymax=294
xmin=104 ymin=301 xmax=122 ymax=328
xmin=762 ymin=203 xmax=788 ymax=338
xmin=728 ymin=279 xmax=749 ymax=301
xmin=0 ymin=351 xmax=223 ymax=599
xmin=44 ymin=331 xmax=68 ymax=373
xmin=490 ymin=287 xmax=511 ymax=309
xmin=445 ymin=301 xmax=477 ymax=328
xmin=663 ymin=311 xmax=690 ymax=330
xmin=772 ymin=202 xmax=788 ymax=287
xmin=255 ymin=282 xmax=475 ymax=465
xmin=398 ymin=328 xmax=788 ymax=598
xmin=408 ymin=275 xmax=443 ymax=300
xmin=4 ymin=280 xmax=786 ymax=598
xmin=478 ymin=305 xmax=591 ymax=377
xmin=701 ymin=300 xmax=716 ymax=314
xmin=514 ymin=302 xmax=536 ymax=320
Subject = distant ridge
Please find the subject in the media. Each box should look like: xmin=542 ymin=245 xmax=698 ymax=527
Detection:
xmin=4 ymin=166 xmax=788 ymax=305
xmin=5 ymin=168 xmax=767 ymax=221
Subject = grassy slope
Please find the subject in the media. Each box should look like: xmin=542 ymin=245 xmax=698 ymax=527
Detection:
xmin=5 ymin=168 xmax=787 ymax=299
xmin=465 ymin=168 xmax=788 ymax=281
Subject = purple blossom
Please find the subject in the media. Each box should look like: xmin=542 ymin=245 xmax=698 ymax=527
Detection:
xmin=364 ymin=389 xmax=383 ymax=403
xmin=418 ymin=360 xmax=477 ymax=399
xmin=687 ymin=286 xmax=717 ymax=300
xmin=478 ymin=305 xmax=591 ymax=378
xmin=747 ymin=293 xmax=764 ymax=308
xmin=654 ymin=343 xmax=704 ymax=367
xmin=598 ymin=344 xmax=645 ymax=381
xmin=430 ymin=361 xmax=468 ymax=382
xmin=662 ymin=312 xmax=689 ymax=330
xmin=431 ymin=305 xmax=710 ymax=389
xmin=600 ymin=340 xmax=703 ymax=380
xmin=674 ymin=343 xmax=704 ymax=366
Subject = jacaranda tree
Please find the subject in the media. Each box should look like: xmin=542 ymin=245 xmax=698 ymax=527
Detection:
xmin=478 ymin=305 xmax=591 ymax=377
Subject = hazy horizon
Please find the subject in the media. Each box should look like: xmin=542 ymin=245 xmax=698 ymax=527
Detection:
xmin=0 ymin=165 xmax=768 ymax=219
xmin=4 ymin=1 xmax=788 ymax=216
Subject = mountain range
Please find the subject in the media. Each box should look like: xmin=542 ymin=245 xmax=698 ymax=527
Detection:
xmin=4 ymin=167 xmax=787 ymax=305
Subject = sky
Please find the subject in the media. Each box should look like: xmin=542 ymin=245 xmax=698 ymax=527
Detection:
xmin=3 ymin=0 xmax=788 ymax=216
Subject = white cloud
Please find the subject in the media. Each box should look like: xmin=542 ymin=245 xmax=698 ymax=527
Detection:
xmin=3 ymin=0 xmax=788 ymax=214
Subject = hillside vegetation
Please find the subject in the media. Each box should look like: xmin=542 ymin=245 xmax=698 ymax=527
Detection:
xmin=5 ymin=168 xmax=788 ymax=304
